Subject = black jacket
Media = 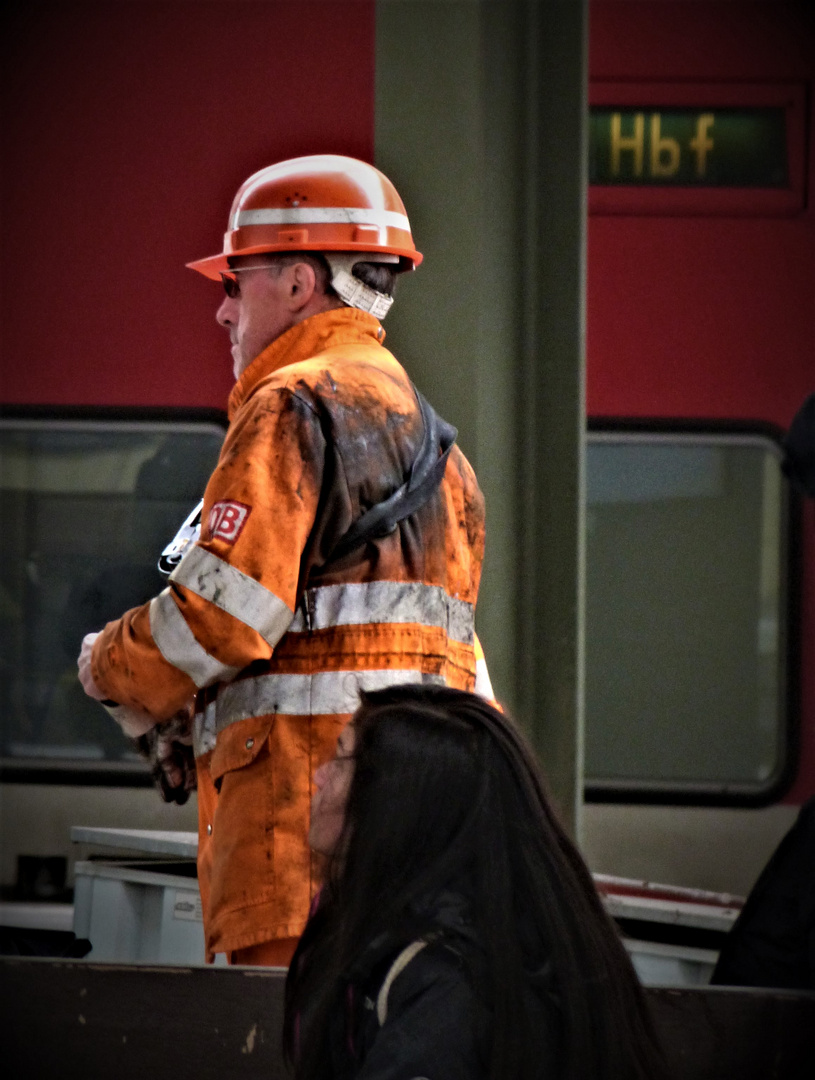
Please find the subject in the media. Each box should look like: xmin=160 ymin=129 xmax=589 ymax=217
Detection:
xmin=711 ymin=797 xmax=815 ymax=989
xmin=331 ymin=936 xmax=490 ymax=1080
xmin=313 ymin=893 xmax=561 ymax=1080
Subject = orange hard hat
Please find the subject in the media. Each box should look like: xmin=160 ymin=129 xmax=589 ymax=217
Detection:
xmin=187 ymin=154 xmax=422 ymax=280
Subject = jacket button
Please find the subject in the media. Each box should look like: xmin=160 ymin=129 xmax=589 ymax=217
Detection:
xmin=245 ymin=738 xmax=254 ymax=750
xmin=206 ymin=824 xmax=212 ymax=836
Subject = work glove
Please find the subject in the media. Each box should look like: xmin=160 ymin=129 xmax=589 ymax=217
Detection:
xmin=79 ymin=630 xmax=197 ymax=802
xmin=134 ymin=711 xmax=197 ymax=805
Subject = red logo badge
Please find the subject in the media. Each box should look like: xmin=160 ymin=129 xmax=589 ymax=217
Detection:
xmin=208 ymin=500 xmax=251 ymax=544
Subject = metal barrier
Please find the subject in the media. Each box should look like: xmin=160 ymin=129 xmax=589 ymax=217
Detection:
xmin=3 ymin=958 xmax=813 ymax=1079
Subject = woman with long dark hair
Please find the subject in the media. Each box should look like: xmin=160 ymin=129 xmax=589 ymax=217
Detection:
xmin=284 ymin=684 xmax=667 ymax=1080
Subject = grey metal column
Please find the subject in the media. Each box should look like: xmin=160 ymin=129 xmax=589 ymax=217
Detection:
xmin=375 ymin=0 xmax=588 ymax=836
xmin=517 ymin=0 xmax=588 ymax=839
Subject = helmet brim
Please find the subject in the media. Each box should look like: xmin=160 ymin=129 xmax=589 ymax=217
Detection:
xmin=187 ymin=242 xmax=422 ymax=281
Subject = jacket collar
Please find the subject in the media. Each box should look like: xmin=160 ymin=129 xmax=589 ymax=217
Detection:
xmin=228 ymin=307 xmax=385 ymax=419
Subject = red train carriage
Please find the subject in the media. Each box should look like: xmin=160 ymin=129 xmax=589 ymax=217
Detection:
xmin=1 ymin=1 xmax=812 ymax=934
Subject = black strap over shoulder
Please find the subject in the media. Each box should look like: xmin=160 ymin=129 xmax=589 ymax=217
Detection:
xmin=332 ymin=387 xmax=457 ymax=561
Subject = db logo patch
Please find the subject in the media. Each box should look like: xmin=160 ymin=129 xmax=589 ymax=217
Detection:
xmin=208 ymin=500 xmax=251 ymax=544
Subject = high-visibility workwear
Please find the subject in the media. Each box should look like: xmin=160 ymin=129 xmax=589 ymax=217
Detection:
xmin=186 ymin=155 xmax=423 ymax=281
xmin=91 ymin=307 xmax=486 ymax=958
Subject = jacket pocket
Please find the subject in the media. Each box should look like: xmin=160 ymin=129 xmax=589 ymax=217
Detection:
xmin=210 ymin=714 xmax=275 ymax=784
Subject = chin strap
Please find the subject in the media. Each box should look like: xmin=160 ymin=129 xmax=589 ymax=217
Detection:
xmin=324 ymin=252 xmax=398 ymax=320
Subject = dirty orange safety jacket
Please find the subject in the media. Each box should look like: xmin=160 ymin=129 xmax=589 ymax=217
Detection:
xmin=91 ymin=307 xmax=486 ymax=958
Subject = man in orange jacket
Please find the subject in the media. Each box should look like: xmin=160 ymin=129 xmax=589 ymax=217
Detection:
xmin=78 ymin=155 xmax=489 ymax=965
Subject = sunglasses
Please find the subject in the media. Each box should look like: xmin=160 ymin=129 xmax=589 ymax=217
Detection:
xmin=219 ymin=264 xmax=273 ymax=299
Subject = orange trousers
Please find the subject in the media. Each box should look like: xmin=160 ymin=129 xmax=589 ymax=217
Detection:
xmin=228 ymin=937 xmax=299 ymax=967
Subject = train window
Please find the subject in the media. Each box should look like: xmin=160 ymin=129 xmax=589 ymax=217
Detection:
xmin=584 ymin=427 xmax=793 ymax=804
xmin=0 ymin=413 xmax=225 ymax=783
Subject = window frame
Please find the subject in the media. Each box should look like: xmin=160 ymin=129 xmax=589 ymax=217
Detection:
xmin=0 ymin=404 xmax=228 ymax=787
xmin=583 ymin=417 xmax=801 ymax=808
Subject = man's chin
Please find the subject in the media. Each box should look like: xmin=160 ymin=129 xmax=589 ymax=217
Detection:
xmin=231 ymin=347 xmax=245 ymax=380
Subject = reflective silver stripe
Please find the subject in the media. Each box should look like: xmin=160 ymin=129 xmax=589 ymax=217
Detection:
xmin=149 ymin=590 xmax=240 ymax=689
xmin=288 ymin=581 xmax=474 ymax=645
xmin=195 ymin=669 xmax=445 ymax=745
xmin=234 ymin=206 xmax=411 ymax=231
xmin=170 ymin=545 xmax=293 ymax=647
xmin=193 ymin=699 xmax=218 ymax=758
xmin=474 ymin=657 xmax=495 ymax=701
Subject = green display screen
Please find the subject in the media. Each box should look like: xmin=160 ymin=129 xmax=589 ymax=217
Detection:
xmin=589 ymin=108 xmax=788 ymax=187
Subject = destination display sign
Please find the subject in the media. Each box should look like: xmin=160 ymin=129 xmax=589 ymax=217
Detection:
xmin=589 ymin=108 xmax=788 ymax=187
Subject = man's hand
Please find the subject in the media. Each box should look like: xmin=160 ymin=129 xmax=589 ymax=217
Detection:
xmin=77 ymin=630 xmax=156 ymax=737
xmin=77 ymin=632 xmax=107 ymax=700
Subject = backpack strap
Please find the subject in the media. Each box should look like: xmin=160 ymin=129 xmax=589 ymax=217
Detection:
xmin=332 ymin=387 xmax=457 ymax=561
xmin=158 ymin=387 xmax=456 ymax=572
xmin=376 ymin=939 xmax=428 ymax=1026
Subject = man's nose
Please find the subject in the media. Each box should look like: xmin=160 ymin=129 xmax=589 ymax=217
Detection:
xmin=216 ymin=295 xmax=235 ymax=327
xmin=313 ymin=762 xmax=328 ymax=789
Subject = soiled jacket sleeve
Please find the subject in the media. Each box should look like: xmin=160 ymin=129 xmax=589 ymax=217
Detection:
xmin=90 ymin=384 xmax=330 ymax=720
xmin=354 ymin=947 xmax=488 ymax=1080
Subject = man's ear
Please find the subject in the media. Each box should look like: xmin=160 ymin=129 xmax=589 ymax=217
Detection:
xmin=285 ymin=261 xmax=318 ymax=312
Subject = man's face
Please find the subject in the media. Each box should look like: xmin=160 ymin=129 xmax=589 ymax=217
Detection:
xmin=216 ymin=257 xmax=295 ymax=380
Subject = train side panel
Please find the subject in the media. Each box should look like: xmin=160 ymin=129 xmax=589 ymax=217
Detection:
xmin=583 ymin=0 xmax=814 ymax=892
